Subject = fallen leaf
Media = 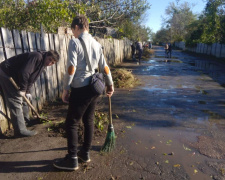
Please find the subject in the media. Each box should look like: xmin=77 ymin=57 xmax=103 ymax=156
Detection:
xmin=183 ymin=144 xmax=192 ymax=151
xmin=115 ymin=114 xmax=119 ymax=119
xmin=126 ymin=126 xmax=132 ymax=129
xmin=174 ymin=164 xmax=181 ymax=168
xmin=151 ymin=146 xmax=156 ymax=149
xmin=163 ymin=153 xmax=168 ymax=156
xmin=194 ymin=169 xmax=198 ymax=174
xmin=132 ymin=109 xmax=136 ymax=112
xmin=156 ymin=162 xmax=159 ymax=165
xmin=165 ymin=160 xmax=169 ymax=164
xmin=130 ymin=162 xmax=134 ymax=165
xmin=167 ymin=140 xmax=172 ymax=143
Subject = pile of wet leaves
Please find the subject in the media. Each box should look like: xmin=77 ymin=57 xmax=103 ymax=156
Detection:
xmin=112 ymin=68 xmax=140 ymax=88
xmin=142 ymin=48 xmax=154 ymax=59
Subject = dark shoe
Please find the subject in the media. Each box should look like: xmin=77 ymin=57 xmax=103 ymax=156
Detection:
xmin=53 ymin=154 xmax=78 ymax=171
xmin=77 ymin=150 xmax=91 ymax=163
xmin=15 ymin=130 xmax=38 ymax=137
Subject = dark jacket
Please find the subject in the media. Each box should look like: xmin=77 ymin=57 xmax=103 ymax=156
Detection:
xmin=0 ymin=51 xmax=46 ymax=93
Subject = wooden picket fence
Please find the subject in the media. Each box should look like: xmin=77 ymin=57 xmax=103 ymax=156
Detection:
xmin=175 ymin=41 xmax=225 ymax=58
xmin=0 ymin=27 xmax=131 ymax=134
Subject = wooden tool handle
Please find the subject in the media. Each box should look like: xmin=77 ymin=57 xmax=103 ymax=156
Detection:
xmin=108 ymin=96 xmax=112 ymax=125
xmin=9 ymin=77 xmax=42 ymax=119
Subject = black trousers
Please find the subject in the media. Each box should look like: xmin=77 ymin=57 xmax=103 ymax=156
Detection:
xmin=66 ymin=85 xmax=99 ymax=157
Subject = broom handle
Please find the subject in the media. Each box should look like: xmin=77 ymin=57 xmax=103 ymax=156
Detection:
xmin=9 ymin=77 xmax=42 ymax=119
xmin=108 ymin=96 xmax=112 ymax=125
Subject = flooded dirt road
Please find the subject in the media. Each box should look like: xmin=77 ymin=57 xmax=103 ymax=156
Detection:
xmin=0 ymin=46 xmax=225 ymax=180
xmin=111 ymin=46 xmax=225 ymax=180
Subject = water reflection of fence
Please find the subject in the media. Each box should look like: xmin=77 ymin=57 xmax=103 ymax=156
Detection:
xmin=175 ymin=42 xmax=225 ymax=58
xmin=0 ymin=27 xmax=131 ymax=134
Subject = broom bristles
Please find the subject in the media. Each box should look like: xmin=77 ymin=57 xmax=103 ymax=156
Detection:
xmin=101 ymin=124 xmax=116 ymax=152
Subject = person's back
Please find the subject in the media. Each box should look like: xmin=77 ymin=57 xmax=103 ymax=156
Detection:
xmin=54 ymin=15 xmax=114 ymax=171
xmin=168 ymin=44 xmax=172 ymax=51
xmin=136 ymin=42 xmax=143 ymax=51
xmin=136 ymin=41 xmax=143 ymax=64
xmin=67 ymin=33 xmax=105 ymax=88
xmin=131 ymin=43 xmax=136 ymax=60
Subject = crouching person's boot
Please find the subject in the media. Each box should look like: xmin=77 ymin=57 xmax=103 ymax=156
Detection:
xmin=11 ymin=105 xmax=37 ymax=137
xmin=53 ymin=154 xmax=79 ymax=171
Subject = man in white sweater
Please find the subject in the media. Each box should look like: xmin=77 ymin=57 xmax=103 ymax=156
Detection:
xmin=53 ymin=15 xmax=114 ymax=170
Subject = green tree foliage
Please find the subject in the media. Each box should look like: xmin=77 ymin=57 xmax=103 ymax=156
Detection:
xmin=188 ymin=0 xmax=225 ymax=44
xmin=86 ymin=0 xmax=151 ymax=41
xmin=118 ymin=20 xmax=152 ymax=42
xmin=152 ymin=28 xmax=171 ymax=45
xmin=0 ymin=0 xmax=83 ymax=33
xmin=0 ymin=0 xmax=151 ymax=40
xmin=162 ymin=1 xmax=197 ymax=42
xmin=182 ymin=0 xmax=225 ymax=46
xmin=155 ymin=0 xmax=225 ymax=46
xmin=0 ymin=0 xmax=151 ymax=41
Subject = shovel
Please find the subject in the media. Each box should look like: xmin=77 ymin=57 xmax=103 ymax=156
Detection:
xmin=9 ymin=77 xmax=52 ymax=122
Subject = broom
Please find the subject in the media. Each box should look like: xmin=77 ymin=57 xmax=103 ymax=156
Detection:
xmin=101 ymin=96 xmax=116 ymax=152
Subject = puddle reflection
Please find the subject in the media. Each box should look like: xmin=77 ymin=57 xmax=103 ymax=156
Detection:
xmin=187 ymin=60 xmax=225 ymax=86
xmin=149 ymin=59 xmax=182 ymax=63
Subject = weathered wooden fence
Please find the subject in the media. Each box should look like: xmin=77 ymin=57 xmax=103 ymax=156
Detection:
xmin=175 ymin=41 xmax=225 ymax=58
xmin=0 ymin=27 xmax=131 ymax=134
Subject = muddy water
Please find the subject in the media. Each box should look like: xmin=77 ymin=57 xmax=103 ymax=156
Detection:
xmin=113 ymin=46 xmax=225 ymax=179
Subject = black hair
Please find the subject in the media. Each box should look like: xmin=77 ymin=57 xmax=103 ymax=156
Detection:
xmin=46 ymin=50 xmax=60 ymax=62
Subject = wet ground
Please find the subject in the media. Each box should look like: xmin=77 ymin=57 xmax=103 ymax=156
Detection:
xmin=0 ymin=46 xmax=225 ymax=180
xmin=112 ymin=47 xmax=225 ymax=180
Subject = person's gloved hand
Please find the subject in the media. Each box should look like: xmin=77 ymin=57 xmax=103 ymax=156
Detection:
xmin=19 ymin=91 xmax=26 ymax=97
xmin=25 ymin=93 xmax=32 ymax=101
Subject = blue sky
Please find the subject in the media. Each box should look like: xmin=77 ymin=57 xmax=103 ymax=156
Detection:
xmin=145 ymin=0 xmax=207 ymax=33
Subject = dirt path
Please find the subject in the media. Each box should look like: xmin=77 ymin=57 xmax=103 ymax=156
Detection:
xmin=0 ymin=46 xmax=225 ymax=180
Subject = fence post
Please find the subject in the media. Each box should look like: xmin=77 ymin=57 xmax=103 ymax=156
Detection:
xmin=1 ymin=28 xmax=16 ymax=59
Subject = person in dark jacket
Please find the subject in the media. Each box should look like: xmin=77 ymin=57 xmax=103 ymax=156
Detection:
xmin=136 ymin=41 xmax=143 ymax=65
xmin=168 ymin=43 xmax=172 ymax=58
xmin=131 ymin=43 xmax=136 ymax=60
xmin=0 ymin=50 xmax=59 ymax=137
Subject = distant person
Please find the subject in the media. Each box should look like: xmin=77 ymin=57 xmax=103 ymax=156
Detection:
xmin=131 ymin=43 xmax=136 ymax=61
xmin=164 ymin=43 xmax=169 ymax=58
xmin=149 ymin=42 xmax=152 ymax=49
xmin=168 ymin=43 xmax=172 ymax=58
xmin=136 ymin=41 xmax=143 ymax=65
